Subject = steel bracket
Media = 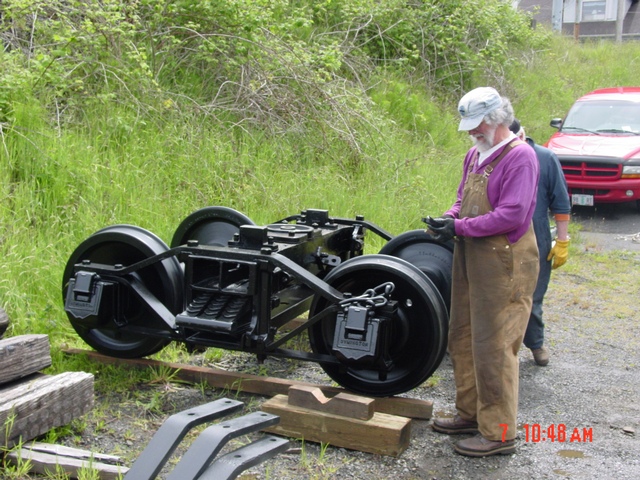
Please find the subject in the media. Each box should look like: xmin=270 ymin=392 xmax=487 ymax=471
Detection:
xmin=124 ymin=398 xmax=288 ymax=480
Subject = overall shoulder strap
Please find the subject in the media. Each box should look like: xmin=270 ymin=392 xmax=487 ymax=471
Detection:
xmin=484 ymin=139 xmax=524 ymax=175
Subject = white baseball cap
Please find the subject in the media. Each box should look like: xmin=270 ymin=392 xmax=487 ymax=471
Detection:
xmin=457 ymin=87 xmax=502 ymax=131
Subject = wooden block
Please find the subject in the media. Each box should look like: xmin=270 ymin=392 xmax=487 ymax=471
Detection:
xmin=6 ymin=443 xmax=129 ymax=480
xmin=287 ymin=385 xmax=374 ymax=420
xmin=261 ymin=394 xmax=411 ymax=456
xmin=373 ymin=395 xmax=433 ymax=420
xmin=0 ymin=371 xmax=94 ymax=447
xmin=0 ymin=334 xmax=52 ymax=385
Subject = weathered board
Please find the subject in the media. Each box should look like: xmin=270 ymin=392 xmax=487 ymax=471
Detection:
xmin=0 ymin=334 xmax=52 ymax=384
xmin=6 ymin=442 xmax=129 ymax=480
xmin=0 ymin=371 xmax=95 ymax=447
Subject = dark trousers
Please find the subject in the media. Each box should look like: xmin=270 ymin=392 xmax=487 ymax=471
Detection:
xmin=524 ymin=251 xmax=552 ymax=350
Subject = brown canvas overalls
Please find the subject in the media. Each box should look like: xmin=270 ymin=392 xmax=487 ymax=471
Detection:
xmin=448 ymin=142 xmax=539 ymax=442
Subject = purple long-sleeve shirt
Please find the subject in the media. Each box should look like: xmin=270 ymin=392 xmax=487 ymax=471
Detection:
xmin=444 ymin=141 xmax=539 ymax=244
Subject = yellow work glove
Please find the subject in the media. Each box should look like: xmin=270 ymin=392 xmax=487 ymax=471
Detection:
xmin=547 ymin=239 xmax=570 ymax=269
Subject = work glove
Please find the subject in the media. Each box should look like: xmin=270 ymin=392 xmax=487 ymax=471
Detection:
xmin=547 ymin=238 xmax=569 ymax=269
xmin=423 ymin=216 xmax=456 ymax=243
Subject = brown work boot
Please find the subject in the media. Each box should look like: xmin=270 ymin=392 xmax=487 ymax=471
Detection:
xmin=454 ymin=434 xmax=516 ymax=457
xmin=432 ymin=415 xmax=479 ymax=435
xmin=531 ymin=346 xmax=550 ymax=366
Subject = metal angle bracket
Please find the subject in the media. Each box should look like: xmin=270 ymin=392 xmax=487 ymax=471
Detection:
xmin=124 ymin=398 xmax=244 ymax=480
xmin=197 ymin=436 xmax=291 ymax=480
xmin=165 ymin=411 xmax=282 ymax=480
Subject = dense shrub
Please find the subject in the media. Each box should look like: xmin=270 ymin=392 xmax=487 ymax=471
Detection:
xmin=0 ymin=0 xmax=547 ymax=151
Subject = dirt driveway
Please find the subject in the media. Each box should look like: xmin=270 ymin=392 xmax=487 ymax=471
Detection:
xmin=572 ymin=200 xmax=640 ymax=252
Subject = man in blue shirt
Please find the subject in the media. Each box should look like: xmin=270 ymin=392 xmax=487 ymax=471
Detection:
xmin=509 ymin=119 xmax=571 ymax=366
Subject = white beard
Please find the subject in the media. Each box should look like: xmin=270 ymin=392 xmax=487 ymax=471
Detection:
xmin=469 ymin=126 xmax=497 ymax=153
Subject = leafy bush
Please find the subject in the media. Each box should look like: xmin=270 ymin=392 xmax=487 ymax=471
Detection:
xmin=0 ymin=0 xmax=547 ymax=159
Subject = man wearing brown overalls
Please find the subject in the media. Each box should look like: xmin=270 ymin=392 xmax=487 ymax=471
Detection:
xmin=425 ymin=87 xmax=540 ymax=457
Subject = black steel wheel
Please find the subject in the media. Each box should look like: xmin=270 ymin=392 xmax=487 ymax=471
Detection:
xmin=170 ymin=206 xmax=255 ymax=248
xmin=62 ymin=225 xmax=184 ymax=358
xmin=308 ymin=254 xmax=448 ymax=397
xmin=379 ymin=229 xmax=453 ymax=312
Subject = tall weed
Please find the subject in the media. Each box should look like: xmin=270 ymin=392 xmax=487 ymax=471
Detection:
xmin=504 ymin=36 xmax=640 ymax=142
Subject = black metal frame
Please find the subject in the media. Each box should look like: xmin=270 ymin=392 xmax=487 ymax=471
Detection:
xmin=65 ymin=210 xmax=393 ymax=363
xmin=63 ymin=208 xmax=451 ymax=396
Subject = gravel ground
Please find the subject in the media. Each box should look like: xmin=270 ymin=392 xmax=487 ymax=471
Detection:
xmin=48 ymin=231 xmax=640 ymax=480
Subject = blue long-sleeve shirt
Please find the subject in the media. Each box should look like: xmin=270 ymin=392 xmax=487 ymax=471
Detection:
xmin=528 ymin=137 xmax=571 ymax=249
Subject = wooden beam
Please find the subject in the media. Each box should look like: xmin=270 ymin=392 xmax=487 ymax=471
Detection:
xmin=17 ymin=442 xmax=126 ymax=466
xmin=0 ymin=334 xmax=52 ymax=385
xmin=0 ymin=372 xmax=94 ymax=447
xmin=262 ymin=394 xmax=411 ymax=456
xmin=64 ymin=348 xmax=433 ymax=420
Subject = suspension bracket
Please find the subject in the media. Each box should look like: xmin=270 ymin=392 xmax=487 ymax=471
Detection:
xmin=64 ymin=271 xmax=114 ymax=325
xmin=332 ymin=283 xmax=397 ymax=371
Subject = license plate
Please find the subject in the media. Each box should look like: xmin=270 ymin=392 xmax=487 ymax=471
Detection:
xmin=572 ymin=194 xmax=594 ymax=206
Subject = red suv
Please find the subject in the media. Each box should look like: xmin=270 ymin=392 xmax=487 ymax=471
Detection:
xmin=546 ymin=87 xmax=640 ymax=207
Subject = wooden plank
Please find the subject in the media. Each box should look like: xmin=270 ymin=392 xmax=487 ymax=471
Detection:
xmin=287 ymin=385 xmax=374 ymax=420
xmin=6 ymin=446 xmax=129 ymax=480
xmin=25 ymin=442 xmax=126 ymax=466
xmin=0 ymin=334 xmax=51 ymax=385
xmin=0 ymin=372 xmax=94 ymax=447
xmin=261 ymin=394 xmax=411 ymax=456
xmin=64 ymin=348 xmax=433 ymax=419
